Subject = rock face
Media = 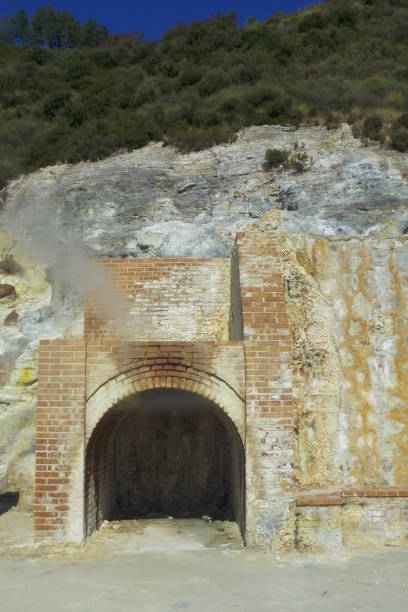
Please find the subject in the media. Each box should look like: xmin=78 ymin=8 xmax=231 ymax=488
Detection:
xmin=278 ymin=234 xmax=408 ymax=488
xmin=3 ymin=125 xmax=408 ymax=261
xmin=1 ymin=124 xmax=408 ymax=535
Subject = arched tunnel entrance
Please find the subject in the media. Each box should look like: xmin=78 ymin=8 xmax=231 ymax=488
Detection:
xmin=85 ymin=388 xmax=245 ymax=538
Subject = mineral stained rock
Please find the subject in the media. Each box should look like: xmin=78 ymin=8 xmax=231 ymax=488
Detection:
xmin=0 ymin=124 xmax=408 ymax=515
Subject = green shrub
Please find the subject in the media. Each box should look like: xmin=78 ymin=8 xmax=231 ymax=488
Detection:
xmin=286 ymin=107 xmax=304 ymax=127
xmin=352 ymin=124 xmax=362 ymax=139
xmin=229 ymin=61 xmax=260 ymax=84
xmin=0 ymin=160 xmax=16 ymax=187
xmin=198 ymin=70 xmax=227 ymax=96
xmin=178 ymin=63 xmax=202 ymax=87
xmin=42 ymin=90 xmax=71 ymax=118
xmin=166 ymin=123 xmax=235 ymax=153
xmin=133 ymin=80 xmax=158 ymax=106
xmin=362 ymin=114 xmax=383 ymax=140
xmin=328 ymin=5 xmax=359 ymax=29
xmin=299 ymin=12 xmax=326 ymax=32
xmin=394 ymin=112 xmax=408 ymax=128
xmin=389 ymin=112 xmax=408 ymax=151
xmin=264 ymin=148 xmax=290 ymax=169
xmin=391 ymin=127 xmax=408 ymax=151
xmin=285 ymin=151 xmax=314 ymax=173
xmin=213 ymin=87 xmax=250 ymax=115
xmin=325 ymin=111 xmax=341 ymax=130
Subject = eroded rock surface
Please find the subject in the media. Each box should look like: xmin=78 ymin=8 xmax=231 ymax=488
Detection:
xmin=278 ymin=234 xmax=408 ymax=489
xmin=1 ymin=124 xmax=408 ymax=515
xmin=3 ymin=124 xmax=408 ymax=261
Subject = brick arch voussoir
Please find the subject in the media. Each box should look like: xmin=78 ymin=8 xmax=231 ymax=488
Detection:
xmin=86 ymin=366 xmax=245 ymax=445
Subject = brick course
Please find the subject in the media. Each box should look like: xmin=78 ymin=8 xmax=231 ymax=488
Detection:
xmin=84 ymin=258 xmax=230 ymax=341
xmin=235 ymin=233 xmax=294 ymax=549
xmin=85 ymin=341 xmax=246 ymax=442
xmin=296 ymin=487 xmax=408 ymax=507
xmin=35 ymin=340 xmax=86 ymax=539
xmin=34 ymin=232 xmax=296 ymax=547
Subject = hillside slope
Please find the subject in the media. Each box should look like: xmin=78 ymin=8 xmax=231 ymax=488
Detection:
xmin=1 ymin=0 xmax=408 ymax=186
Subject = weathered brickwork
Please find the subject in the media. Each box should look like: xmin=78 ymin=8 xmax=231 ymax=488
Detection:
xmin=85 ymin=341 xmax=245 ymax=440
xmin=84 ymin=258 xmax=230 ymax=341
xmin=35 ymin=339 xmax=246 ymax=541
xmin=34 ymin=232 xmax=406 ymax=551
xmin=235 ymin=233 xmax=294 ymax=550
xmin=83 ymin=340 xmax=246 ymax=537
xmin=296 ymin=487 xmax=408 ymax=507
xmin=295 ymin=498 xmax=408 ymax=551
xmin=35 ymin=340 xmax=86 ymax=540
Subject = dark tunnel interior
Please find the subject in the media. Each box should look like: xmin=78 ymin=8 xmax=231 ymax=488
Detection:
xmin=85 ymin=388 xmax=245 ymax=536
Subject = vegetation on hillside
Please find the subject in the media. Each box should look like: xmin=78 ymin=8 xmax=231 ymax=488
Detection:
xmin=1 ymin=0 xmax=408 ymax=187
xmin=0 ymin=6 xmax=107 ymax=49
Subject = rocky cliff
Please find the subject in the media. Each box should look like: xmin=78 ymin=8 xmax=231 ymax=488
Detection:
xmin=1 ymin=124 xmax=408 ymax=509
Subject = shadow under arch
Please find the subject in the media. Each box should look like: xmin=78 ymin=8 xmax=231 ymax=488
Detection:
xmin=85 ymin=388 xmax=245 ymax=539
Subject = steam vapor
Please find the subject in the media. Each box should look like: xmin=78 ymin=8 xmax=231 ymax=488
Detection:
xmin=3 ymin=189 xmax=132 ymax=336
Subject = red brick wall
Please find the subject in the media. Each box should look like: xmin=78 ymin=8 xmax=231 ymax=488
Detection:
xmin=84 ymin=259 xmax=230 ymax=341
xmin=34 ymin=233 xmax=294 ymax=548
xmin=85 ymin=340 xmax=245 ymax=410
xmin=35 ymin=339 xmax=245 ymax=540
xmin=34 ymin=340 xmax=86 ymax=539
xmin=235 ymin=232 xmax=294 ymax=550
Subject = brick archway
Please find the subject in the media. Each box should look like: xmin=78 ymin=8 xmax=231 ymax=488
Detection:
xmin=85 ymin=386 xmax=246 ymax=537
xmin=35 ymin=233 xmax=295 ymax=550
xmin=85 ymin=361 xmax=246 ymax=444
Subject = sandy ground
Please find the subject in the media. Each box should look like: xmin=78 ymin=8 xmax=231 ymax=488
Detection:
xmin=1 ymin=509 xmax=407 ymax=612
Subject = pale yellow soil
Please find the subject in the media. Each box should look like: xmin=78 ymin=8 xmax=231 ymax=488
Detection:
xmin=1 ymin=509 xmax=407 ymax=612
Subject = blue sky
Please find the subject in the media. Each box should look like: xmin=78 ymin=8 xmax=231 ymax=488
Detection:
xmin=0 ymin=1 xmax=319 ymax=40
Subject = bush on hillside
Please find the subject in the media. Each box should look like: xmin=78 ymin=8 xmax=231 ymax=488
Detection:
xmin=362 ymin=114 xmax=383 ymax=140
xmin=0 ymin=2 xmax=408 ymax=186
xmin=390 ymin=112 xmax=408 ymax=151
xmin=264 ymin=148 xmax=290 ymax=169
xmin=391 ymin=128 xmax=408 ymax=151
xmin=394 ymin=112 xmax=408 ymax=128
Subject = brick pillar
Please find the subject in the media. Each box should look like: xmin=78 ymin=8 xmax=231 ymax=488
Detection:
xmin=34 ymin=340 xmax=86 ymax=540
xmin=235 ymin=233 xmax=294 ymax=551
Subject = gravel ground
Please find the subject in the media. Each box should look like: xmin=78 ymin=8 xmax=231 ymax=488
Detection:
xmin=0 ymin=510 xmax=407 ymax=612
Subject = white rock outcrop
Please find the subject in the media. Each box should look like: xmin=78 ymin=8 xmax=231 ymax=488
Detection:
xmin=1 ymin=124 xmax=408 ymax=506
